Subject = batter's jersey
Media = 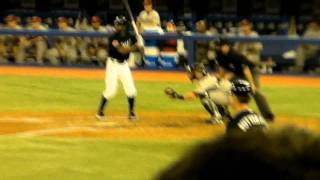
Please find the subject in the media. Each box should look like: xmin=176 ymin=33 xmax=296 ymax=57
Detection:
xmin=226 ymin=110 xmax=268 ymax=134
xmin=109 ymin=32 xmax=137 ymax=63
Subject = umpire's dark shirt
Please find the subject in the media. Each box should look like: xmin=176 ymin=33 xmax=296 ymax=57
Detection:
xmin=226 ymin=110 xmax=267 ymax=134
xmin=216 ymin=50 xmax=255 ymax=77
xmin=109 ymin=32 xmax=137 ymax=63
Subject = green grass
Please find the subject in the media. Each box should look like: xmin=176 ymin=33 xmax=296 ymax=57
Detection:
xmin=0 ymin=137 xmax=197 ymax=180
xmin=0 ymin=74 xmax=320 ymax=118
xmin=0 ymin=74 xmax=320 ymax=179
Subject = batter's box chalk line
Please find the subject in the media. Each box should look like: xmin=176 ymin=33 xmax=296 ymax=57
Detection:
xmin=12 ymin=126 xmax=99 ymax=137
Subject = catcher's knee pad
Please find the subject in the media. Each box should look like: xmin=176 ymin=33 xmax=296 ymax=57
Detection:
xmin=200 ymin=96 xmax=212 ymax=105
xmin=208 ymin=91 xmax=230 ymax=105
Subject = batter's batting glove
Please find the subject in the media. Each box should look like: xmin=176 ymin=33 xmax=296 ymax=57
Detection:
xmin=164 ymin=87 xmax=184 ymax=100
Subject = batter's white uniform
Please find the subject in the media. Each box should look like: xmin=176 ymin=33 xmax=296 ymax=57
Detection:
xmin=103 ymin=58 xmax=137 ymax=99
xmin=102 ymin=31 xmax=137 ymax=99
xmin=96 ymin=16 xmax=137 ymax=120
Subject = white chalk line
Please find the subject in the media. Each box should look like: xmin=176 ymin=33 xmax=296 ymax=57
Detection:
xmin=0 ymin=115 xmax=130 ymax=125
xmin=12 ymin=122 xmax=118 ymax=137
xmin=0 ymin=117 xmax=49 ymax=123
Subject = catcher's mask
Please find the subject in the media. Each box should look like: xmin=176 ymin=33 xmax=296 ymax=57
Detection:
xmin=191 ymin=63 xmax=207 ymax=75
xmin=189 ymin=63 xmax=207 ymax=79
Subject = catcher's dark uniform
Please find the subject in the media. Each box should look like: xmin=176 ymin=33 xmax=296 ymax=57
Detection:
xmin=226 ymin=110 xmax=267 ymax=134
xmin=216 ymin=48 xmax=274 ymax=122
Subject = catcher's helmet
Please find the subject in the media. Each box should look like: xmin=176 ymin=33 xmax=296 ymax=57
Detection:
xmin=114 ymin=16 xmax=128 ymax=26
xmin=231 ymin=79 xmax=251 ymax=96
xmin=190 ymin=63 xmax=207 ymax=75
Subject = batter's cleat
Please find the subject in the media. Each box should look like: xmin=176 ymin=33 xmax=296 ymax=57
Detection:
xmin=205 ymin=117 xmax=224 ymax=125
xmin=95 ymin=112 xmax=105 ymax=121
xmin=128 ymin=112 xmax=137 ymax=121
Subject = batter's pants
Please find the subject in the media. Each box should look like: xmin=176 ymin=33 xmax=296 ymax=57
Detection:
xmin=103 ymin=58 xmax=137 ymax=99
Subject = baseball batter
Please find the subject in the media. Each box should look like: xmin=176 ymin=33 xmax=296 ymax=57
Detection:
xmin=96 ymin=16 xmax=141 ymax=121
xmin=165 ymin=63 xmax=232 ymax=124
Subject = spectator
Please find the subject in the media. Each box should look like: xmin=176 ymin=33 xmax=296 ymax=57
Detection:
xmin=234 ymin=19 xmax=263 ymax=87
xmin=294 ymin=18 xmax=320 ymax=72
xmin=176 ymin=21 xmax=187 ymax=33
xmin=287 ymin=16 xmax=298 ymax=37
xmin=1 ymin=15 xmax=24 ymax=64
xmin=137 ymin=0 xmax=162 ymax=68
xmin=137 ymin=0 xmax=161 ymax=33
xmin=19 ymin=16 xmax=48 ymax=64
xmin=159 ymin=21 xmax=186 ymax=68
xmin=81 ymin=16 xmax=108 ymax=65
xmin=46 ymin=16 xmax=78 ymax=65
xmin=157 ymin=127 xmax=320 ymax=180
xmin=194 ymin=20 xmax=216 ymax=69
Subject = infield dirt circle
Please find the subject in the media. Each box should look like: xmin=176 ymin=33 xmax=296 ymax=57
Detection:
xmin=0 ymin=66 xmax=320 ymax=139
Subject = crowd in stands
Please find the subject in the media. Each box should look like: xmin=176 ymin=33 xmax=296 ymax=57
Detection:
xmin=0 ymin=0 xmax=319 ymax=73
xmin=0 ymin=14 xmax=113 ymax=66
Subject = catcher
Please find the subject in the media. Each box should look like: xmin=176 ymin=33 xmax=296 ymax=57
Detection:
xmin=164 ymin=63 xmax=232 ymax=124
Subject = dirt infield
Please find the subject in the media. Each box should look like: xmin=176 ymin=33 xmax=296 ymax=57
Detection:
xmin=0 ymin=65 xmax=320 ymax=139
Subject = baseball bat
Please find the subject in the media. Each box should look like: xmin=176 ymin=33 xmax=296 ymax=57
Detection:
xmin=121 ymin=0 xmax=144 ymax=46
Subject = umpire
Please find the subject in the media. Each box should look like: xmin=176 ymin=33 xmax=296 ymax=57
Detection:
xmin=214 ymin=38 xmax=275 ymax=122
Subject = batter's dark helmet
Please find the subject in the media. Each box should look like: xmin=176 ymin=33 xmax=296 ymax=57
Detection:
xmin=231 ymin=79 xmax=252 ymax=96
xmin=114 ymin=16 xmax=128 ymax=26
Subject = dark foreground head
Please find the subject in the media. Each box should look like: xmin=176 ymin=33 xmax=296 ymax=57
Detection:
xmin=157 ymin=127 xmax=320 ymax=180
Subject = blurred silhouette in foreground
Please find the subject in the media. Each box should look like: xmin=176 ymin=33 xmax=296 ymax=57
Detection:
xmin=157 ymin=127 xmax=320 ymax=180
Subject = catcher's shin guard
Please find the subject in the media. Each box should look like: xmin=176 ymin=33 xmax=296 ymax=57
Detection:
xmin=217 ymin=105 xmax=231 ymax=121
xmin=200 ymin=96 xmax=221 ymax=120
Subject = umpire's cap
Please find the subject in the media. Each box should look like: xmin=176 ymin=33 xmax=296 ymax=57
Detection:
xmin=114 ymin=16 xmax=128 ymax=26
xmin=231 ymin=79 xmax=251 ymax=96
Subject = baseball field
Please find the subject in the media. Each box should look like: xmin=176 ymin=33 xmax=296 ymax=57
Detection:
xmin=0 ymin=65 xmax=320 ymax=180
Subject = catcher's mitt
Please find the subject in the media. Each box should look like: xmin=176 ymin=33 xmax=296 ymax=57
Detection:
xmin=164 ymin=87 xmax=184 ymax=100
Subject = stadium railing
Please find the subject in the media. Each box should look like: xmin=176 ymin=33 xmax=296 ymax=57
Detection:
xmin=0 ymin=29 xmax=320 ymax=70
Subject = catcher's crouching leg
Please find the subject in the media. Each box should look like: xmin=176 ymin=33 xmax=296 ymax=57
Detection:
xmin=199 ymin=95 xmax=223 ymax=124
